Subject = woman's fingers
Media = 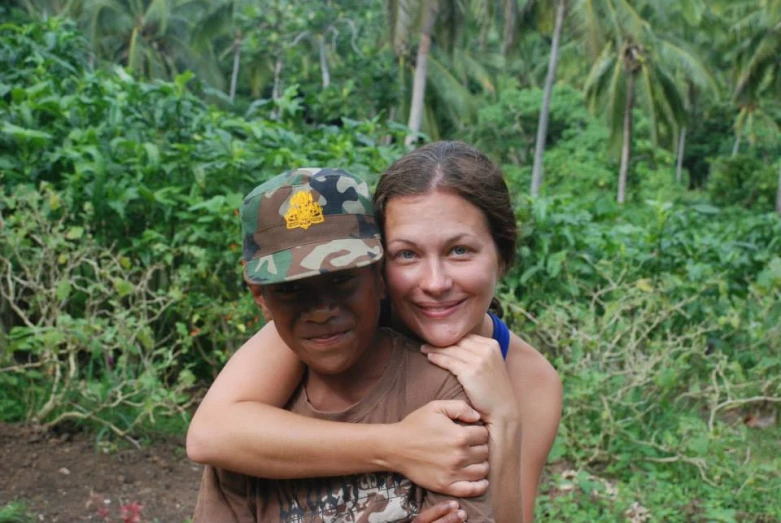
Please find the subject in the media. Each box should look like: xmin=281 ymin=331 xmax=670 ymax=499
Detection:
xmin=412 ymin=501 xmax=468 ymax=523
xmin=434 ymin=399 xmax=481 ymax=424
xmin=447 ymin=479 xmax=490 ymax=499
xmin=422 ymin=345 xmax=481 ymax=364
xmin=460 ymin=459 xmax=491 ymax=480
xmin=424 ymin=350 xmax=471 ymax=376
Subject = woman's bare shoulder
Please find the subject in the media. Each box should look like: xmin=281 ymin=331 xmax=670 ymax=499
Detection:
xmin=505 ymin=331 xmax=562 ymax=411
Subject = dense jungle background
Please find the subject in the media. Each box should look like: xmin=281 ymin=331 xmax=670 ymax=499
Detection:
xmin=1 ymin=0 xmax=780 ymax=521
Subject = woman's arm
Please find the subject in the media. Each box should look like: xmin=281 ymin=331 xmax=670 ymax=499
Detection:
xmin=422 ymin=333 xmax=523 ymax=523
xmin=505 ymin=333 xmax=563 ymax=523
xmin=421 ymin=319 xmax=563 ymax=523
xmin=186 ymin=322 xmax=492 ymax=496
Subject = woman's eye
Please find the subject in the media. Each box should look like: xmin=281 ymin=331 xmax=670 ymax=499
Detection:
xmin=451 ymin=245 xmax=470 ymax=256
xmin=395 ymin=250 xmax=417 ymax=260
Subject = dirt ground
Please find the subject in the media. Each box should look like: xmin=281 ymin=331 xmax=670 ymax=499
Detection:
xmin=0 ymin=423 xmax=202 ymax=522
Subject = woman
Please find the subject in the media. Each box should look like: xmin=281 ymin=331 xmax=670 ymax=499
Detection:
xmin=187 ymin=141 xmax=562 ymax=522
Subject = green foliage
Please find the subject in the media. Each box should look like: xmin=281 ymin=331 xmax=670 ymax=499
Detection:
xmin=502 ymin=195 xmax=781 ymax=520
xmin=0 ymin=502 xmax=35 ymax=523
xmin=0 ymin=17 xmax=404 ymax=433
xmin=473 ymin=82 xmax=593 ymax=166
xmin=708 ymin=155 xmax=779 ymax=211
xmin=0 ymin=184 xmax=196 ymax=436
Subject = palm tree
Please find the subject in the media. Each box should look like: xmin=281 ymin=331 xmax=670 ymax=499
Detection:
xmin=189 ymin=0 xmax=237 ymax=96
xmin=68 ymin=0 xmax=209 ymax=81
xmin=577 ymin=0 xmax=714 ymax=204
xmin=653 ymin=1 xmax=726 ymax=184
xmin=402 ymin=0 xmax=438 ymax=147
xmin=388 ymin=0 xmax=506 ymax=145
xmin=728 ymin=0 xmax=781 ymax=213
xmin=530 ymin=0 xmax=567 ymax=197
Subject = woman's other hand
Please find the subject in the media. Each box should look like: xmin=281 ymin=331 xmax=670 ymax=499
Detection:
xmin=413 ymin=501 xmax=467 ymax=523
xmin=421 ymin=335 xmax=518 ymax=423
xmin=385 ymin=399 xmax=490 ymax=497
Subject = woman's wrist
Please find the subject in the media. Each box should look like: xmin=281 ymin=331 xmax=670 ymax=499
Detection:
xmin=366 ymin=423 xmax=401 ymax=472
xmin=483 ymin=405 xmax=521 ymax=427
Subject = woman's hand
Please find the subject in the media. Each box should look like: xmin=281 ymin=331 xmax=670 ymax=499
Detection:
xmin=385 ymin=399 xmax=490 ymax=497
xmin=413 ymin=501 xmax=467 ymax=523
xmin=421 ymin=335 xmax=518 ymax=424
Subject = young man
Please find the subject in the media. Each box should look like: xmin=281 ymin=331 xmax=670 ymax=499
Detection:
xmin=193 ymin=168 xmax=493 ymax=522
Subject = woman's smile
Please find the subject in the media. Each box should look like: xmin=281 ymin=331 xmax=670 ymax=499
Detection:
xmin=412 ymin=298 xmax=467 ymax=319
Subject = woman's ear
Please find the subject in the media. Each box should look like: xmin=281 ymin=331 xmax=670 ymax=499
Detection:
xmin=249 ymin=284 xmax=273 ymax=321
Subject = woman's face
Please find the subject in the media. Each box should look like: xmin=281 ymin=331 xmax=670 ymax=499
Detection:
xmin=383 ymin=190 xmax=501 ymax=347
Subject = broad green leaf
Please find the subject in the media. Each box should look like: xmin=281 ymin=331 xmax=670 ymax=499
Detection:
xmin=55 ymin=280 xmax=71 ymax=301
xmin=65 ymin=226 xmax=84 ymax=240
xmin=2 ymin=122 xmax=52 ymax=142
xmin=113 ymin=278 xmax=134 ymax=297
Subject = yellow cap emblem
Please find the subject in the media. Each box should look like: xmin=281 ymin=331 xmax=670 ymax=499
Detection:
xmin=285 ymin=190 xmax=325 ymax=230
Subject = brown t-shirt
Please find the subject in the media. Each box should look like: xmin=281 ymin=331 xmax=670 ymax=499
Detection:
xmin=193 ymin=329 xmax=494 ymax=522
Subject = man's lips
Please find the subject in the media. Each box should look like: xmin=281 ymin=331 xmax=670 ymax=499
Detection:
xmin=304 ymin=328 xmax=352 ymax=344
xmin=412 ymin=299 xmax=466 ymax=319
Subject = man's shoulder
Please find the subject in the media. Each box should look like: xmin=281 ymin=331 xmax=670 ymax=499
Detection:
xmin=385 ymin=329 xmax=466 ymax=401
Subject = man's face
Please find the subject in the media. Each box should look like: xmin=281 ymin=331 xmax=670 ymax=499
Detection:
xmin=254 ymin=265 xmax=385 ymax=375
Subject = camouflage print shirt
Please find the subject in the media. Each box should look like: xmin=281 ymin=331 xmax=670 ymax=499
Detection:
xmin=193 ymin=330 xmax=495 ymax=523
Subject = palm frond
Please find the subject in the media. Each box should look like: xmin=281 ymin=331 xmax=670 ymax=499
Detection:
xmin=613 ymin=0 xmax=648 ymax=41
xmin=604 ymin=51 xmax=625 ymax=141
xmin=427 ymin=51 xmax=477 ymax=127
xmin=657 ymin=38 xmax=719 ymax=96
xmin=583 ymin=43 xmax=615 ymax=106
xmin=190 ymin=1 xmax=235 ymax=50
xmin=385 ymin=0 xmax=418 ymax=56
xmin=734 ymin=31 xmax=781 ymax=100
xmin=639 ymin=63 xmax=659 ymax=145
xmin=571 ymin=0 xmax=606 ymax=61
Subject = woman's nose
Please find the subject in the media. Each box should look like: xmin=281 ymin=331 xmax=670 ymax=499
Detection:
xmin=420 ymin=260 xmax=452 ymax=294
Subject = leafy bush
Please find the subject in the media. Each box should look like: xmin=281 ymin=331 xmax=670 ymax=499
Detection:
xmin=526 ymin=277 xmax=781 ymax=521
xmin=0 ymin=185 xmax=196 ymax=438
xmin=708 ymin=155 xmax=778 ymax=212
xmin=0 ymin=17 xmax=404 ymax=431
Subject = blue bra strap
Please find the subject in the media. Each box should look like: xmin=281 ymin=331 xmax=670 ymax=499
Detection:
xmin=489 ymin=312 xmax=510 ymax=360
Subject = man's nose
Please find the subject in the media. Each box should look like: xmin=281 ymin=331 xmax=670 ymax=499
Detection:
xmin=302 ymin=294 xmax=340 ymax=323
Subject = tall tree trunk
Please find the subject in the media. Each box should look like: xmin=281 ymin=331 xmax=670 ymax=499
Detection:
xmin=319 ymin=34 xmax=330 ymax=88
xmin=270 ymin=54 xmax=283 ymax=120
xmin=272 ymin=55 xmax=283 ymax=101
xmin=676 ymin=126 xmax=686 ymax=183
xmin=128 ymin=25 xmax=140 ymax=72
xmin=732 ymin=133 xmax=741 ymax=157
xmin=776 ymin=162 xmax=781 ymax=216
xmin=501 ymin=0 xmax=519 ymax=57
xmin=478 ymin=20 xmax=489 ymax=52
xmin=618 ymin=72 xmax=636 ymax=205
xmin=229 ymin=29 xmax=242 ymax=104
xmin=405 ymin=0 xmax=438 ymax=148
xmin=531 ymin=0 xmax=566 ymax=197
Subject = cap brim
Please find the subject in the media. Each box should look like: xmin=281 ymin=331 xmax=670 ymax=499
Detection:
xmin=244 ymin=236 xmax=384 ymax=285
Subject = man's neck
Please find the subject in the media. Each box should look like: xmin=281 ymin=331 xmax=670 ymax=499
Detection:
xmin=305 ymin=329 xmax=393 ymax=412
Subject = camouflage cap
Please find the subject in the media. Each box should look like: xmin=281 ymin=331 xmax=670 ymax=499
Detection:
xmin=241 ymin=167 xmax=383 ymax=285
